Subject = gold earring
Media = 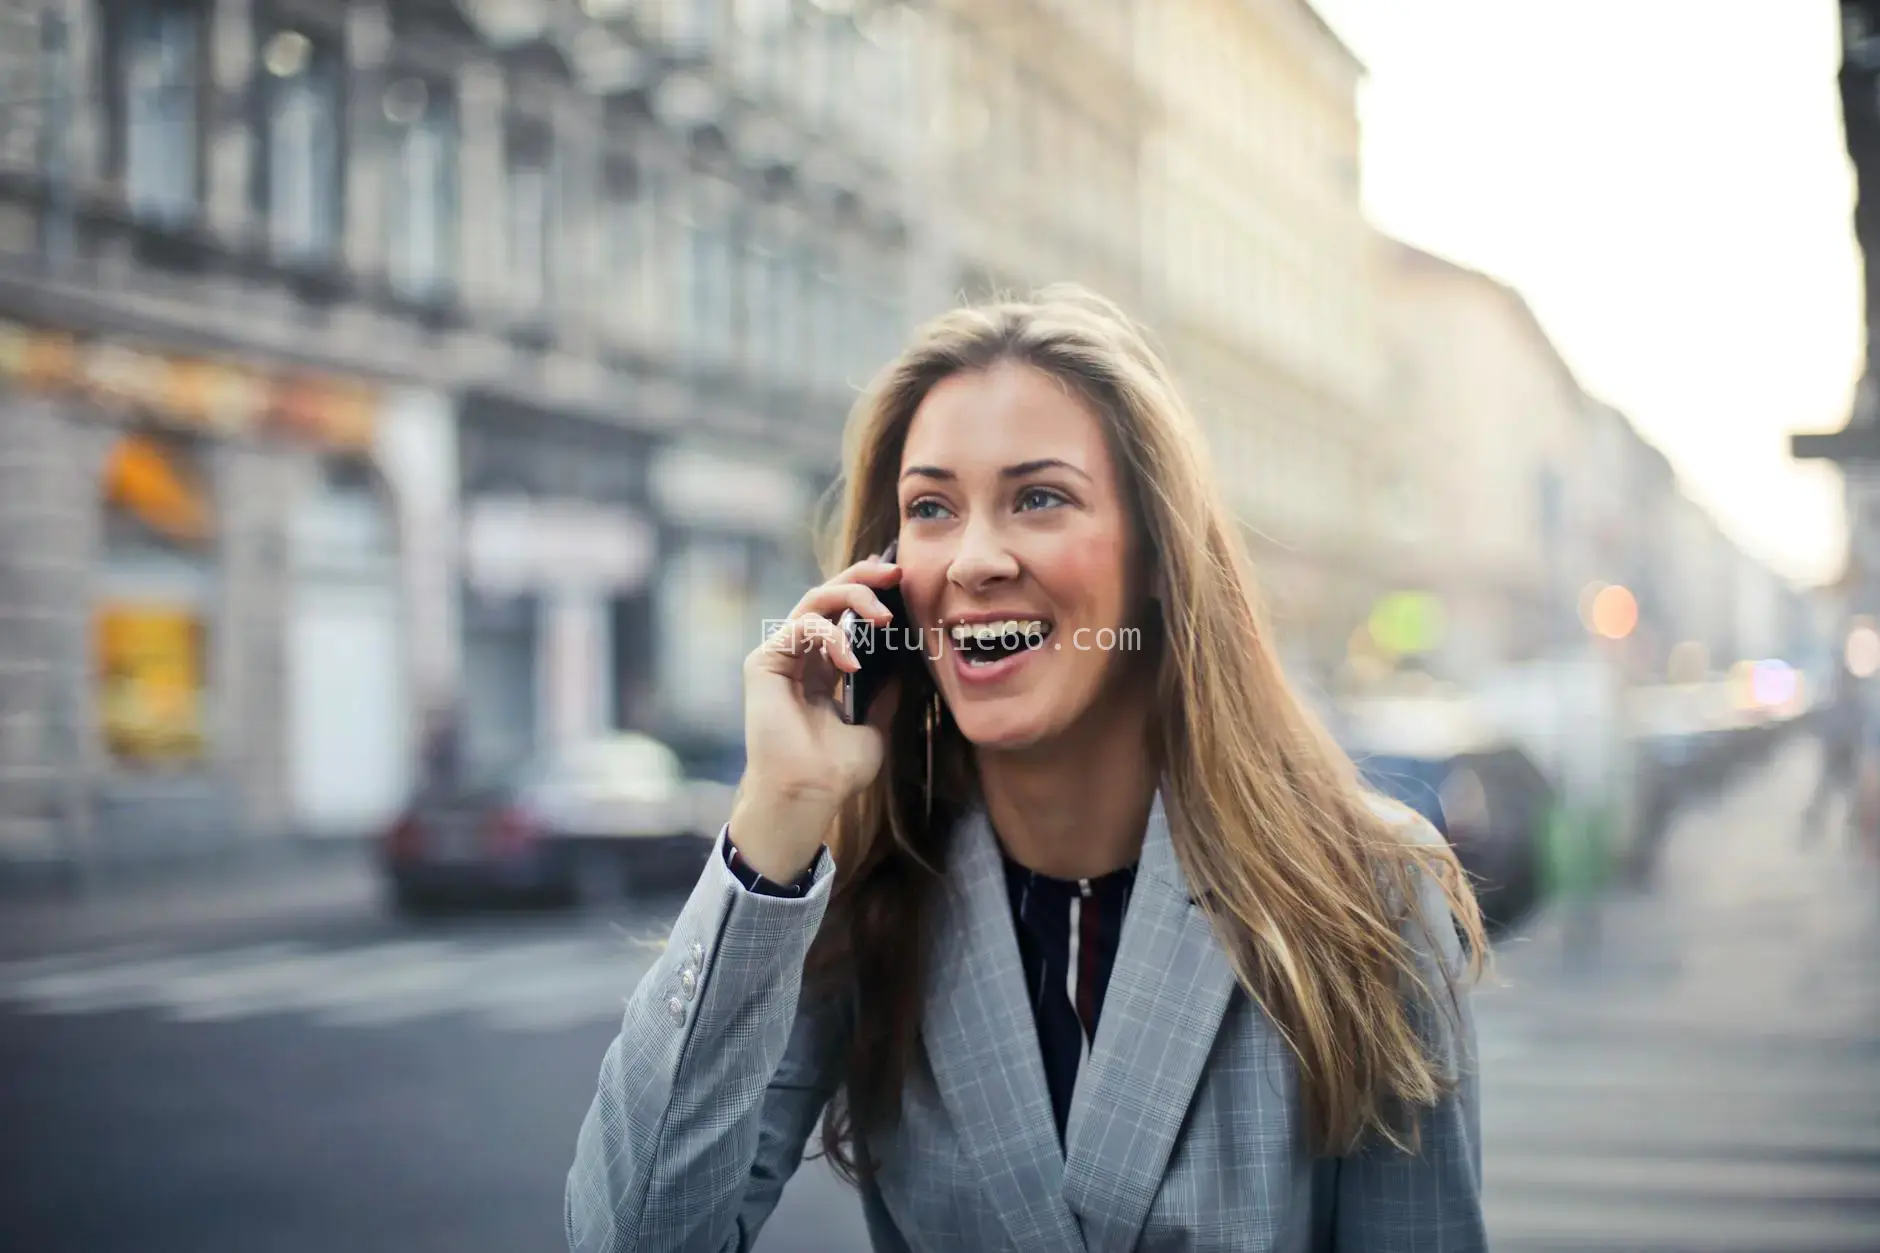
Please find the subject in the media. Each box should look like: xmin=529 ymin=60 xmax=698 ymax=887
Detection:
xmin=925 ymin=688 xmax=940 ymax=823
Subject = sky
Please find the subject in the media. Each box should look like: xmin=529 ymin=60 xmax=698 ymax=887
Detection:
xmin=1308 ymin=0 xmax=1864 ymax=588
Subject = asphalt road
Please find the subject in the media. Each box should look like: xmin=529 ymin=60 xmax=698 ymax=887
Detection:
xmin=0 ymin=874 xmax=874 ymax=1253
xmin=3 ymin=740 xmax=1878 ymax=1252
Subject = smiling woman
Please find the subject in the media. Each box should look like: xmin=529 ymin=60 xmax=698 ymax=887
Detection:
xmin=566 ymin=285 xmax=1490 ymax=1253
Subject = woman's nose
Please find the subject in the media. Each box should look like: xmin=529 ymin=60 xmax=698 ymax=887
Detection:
xmin=946 ymin=519 xmax=1021 ymax=593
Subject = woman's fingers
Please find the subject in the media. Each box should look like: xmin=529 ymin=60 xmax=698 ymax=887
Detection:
xmin=828 ymin=556 xmax=904 ymax=589
xmin=791 ymin=579 xmax=897 ymax=629
xmin=748 ymin=611 xmax=855 ymax=678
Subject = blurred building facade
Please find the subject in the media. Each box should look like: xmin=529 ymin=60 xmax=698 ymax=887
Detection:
xmin=920 ymin=0 xmax=1143 ymax=311
xmin=1376 ymin=241 xmax=1586 ymax=674
xmin=1376 ymin=238 xmax=1811 ymax=692
xmin=0 ymin=0 xmax=924 ymax=875
xmin=0 ymin=0 xmax=1827 ymax=879
xmin=1133 ymin=0 xmax=1382 ymax=686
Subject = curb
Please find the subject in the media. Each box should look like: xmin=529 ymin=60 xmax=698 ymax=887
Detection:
xmin=0 ymin=833 xmax=377 ymax=905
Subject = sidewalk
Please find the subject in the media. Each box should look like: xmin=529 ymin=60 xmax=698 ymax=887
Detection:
xmin=0 ymin=839 xmax=380 ymax=962
xmin=1477 ymin=739 xmax=1880 ymax=1251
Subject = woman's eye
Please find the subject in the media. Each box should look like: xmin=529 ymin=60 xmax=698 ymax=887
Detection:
xmin=907 ymin=498 xmax=951 ymax=521
xmin=1016 ymin=486 xmax=1068 ymax=512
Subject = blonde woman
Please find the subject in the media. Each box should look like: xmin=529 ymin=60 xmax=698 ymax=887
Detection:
xmin=566 ymin=287 xmax=1489 ymax=1253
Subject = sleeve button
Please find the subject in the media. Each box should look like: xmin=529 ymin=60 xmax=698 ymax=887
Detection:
xmin=679 ymin=967 xmax=697 ymax=1000
xmin=666 ymin=995 xmax=686 ymax=1025
xmin=689 ymin=941 xmax=705 ymax=966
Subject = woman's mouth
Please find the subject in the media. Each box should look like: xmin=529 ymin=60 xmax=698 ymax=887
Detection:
xmin=947 ymin=619 xmax=1055 ymax=675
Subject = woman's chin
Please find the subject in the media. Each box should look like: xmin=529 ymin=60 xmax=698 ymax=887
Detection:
xmin=950 ymin=704 xmax=1061 ymax=753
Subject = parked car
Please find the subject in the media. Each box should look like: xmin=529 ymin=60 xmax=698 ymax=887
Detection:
xmin=381 ymin=732 xmax=731 ymax=913
xmin=1350 ymin=741 xmax=1551 ymax=933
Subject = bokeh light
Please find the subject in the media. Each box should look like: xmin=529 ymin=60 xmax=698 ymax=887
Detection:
xmin=1846 ymin=621 xmax=1880 ymax=678
xmin=1589 ymin=584 xmax=1639 ymax=640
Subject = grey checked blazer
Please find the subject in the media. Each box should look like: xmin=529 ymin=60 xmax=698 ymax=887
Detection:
xmin=566 ymin=790 xmax=1485 ymax=1253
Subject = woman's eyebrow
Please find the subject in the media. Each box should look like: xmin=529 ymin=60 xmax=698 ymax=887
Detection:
xmin=1002 ymin=458 xmax=1092 ymax=484
xmin=899 ymin=459 xmax=1093 ymax=484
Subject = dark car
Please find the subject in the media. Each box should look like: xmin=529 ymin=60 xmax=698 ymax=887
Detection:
xmin=1353 ymin=743 xmax=1550 ymax=932
xmin=380 ymin=732 xmax=732 ymax=914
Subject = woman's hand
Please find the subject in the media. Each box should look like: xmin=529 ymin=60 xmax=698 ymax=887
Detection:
xmin=730 ymin=555 xmax=905 ymax=881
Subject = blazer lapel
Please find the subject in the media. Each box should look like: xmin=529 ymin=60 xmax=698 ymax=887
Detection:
xmin=1061 ymin=790 xmax=1242 ymax=1253
xmin=923 ymin=805 xmax=1090 ymax=1253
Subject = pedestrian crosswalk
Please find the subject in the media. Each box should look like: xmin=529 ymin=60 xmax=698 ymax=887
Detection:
xmin=0 ymin=930 xmax=667 ymax=1034
xmin=1474 ymin=741 xmax=1880 ymax=1252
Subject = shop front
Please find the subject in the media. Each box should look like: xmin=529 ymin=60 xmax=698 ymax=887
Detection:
xmin=455 ymin=398 xmax=657 ymax=779
xmin=0 ymin=318 xmax=385 ymax=867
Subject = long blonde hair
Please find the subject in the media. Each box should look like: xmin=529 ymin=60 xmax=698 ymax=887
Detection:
xmin=803 ymin=284 xmax=1487 ymax=1178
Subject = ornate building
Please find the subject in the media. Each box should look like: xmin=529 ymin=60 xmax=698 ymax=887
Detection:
xmin=0 ymin=0 xmax=922 ymax=877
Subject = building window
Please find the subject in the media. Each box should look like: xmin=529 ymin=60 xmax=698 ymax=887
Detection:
xmin=658 ymin=0 xmax=721 ymax=57
xmin=604 ymin=157 xmax=659 ymax=346
xmin=741 ymin=231 xmax=773 ymax=381
xmin=822 ymin=16 xmax=857 ymax=134
xmin=787 ymin=247 xmax=817 ymax=391
xmin=767 ymin=245 xmax=794 ymax=385
xmin=505 ymin=123 xmax=554 ymax=318
xmin=812 ymin=258 xmax=843 ymax=393
xmin=107 ymin=0 xmax=204 ymax=228
xmin=685 ymin=174 xmax=736 ymax=366
xmin=383 ymin=76 xmax=457 ymax=302
xmin=730 ymin=0 xmax=789 ymax=97
xmin=257 ymin=26 xmax=342 ymax=265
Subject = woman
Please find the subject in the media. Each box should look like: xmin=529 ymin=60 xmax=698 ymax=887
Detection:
xmin=566 ymin=286 xmax=1490 ymax=1253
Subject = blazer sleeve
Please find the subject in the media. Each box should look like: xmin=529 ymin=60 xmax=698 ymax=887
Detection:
xmin=1328 ymin=813 xmax=1487 ymax=1252
xmin=565 ymin=826 xmax=851 ymax=1253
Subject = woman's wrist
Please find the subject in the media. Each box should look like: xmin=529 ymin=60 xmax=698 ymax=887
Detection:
xmin=723 ymin=835 xmax=823 ymax=897
xmin=725 ymin=787 xmax=837 ymax=883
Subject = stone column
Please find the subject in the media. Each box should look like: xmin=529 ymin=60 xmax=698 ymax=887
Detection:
xmin=0 ymin=395 xmax=99 ymax=877
xmin=212 ymin=440 xmax=299 ymax=843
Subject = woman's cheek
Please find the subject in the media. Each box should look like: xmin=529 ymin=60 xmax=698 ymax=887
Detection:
xmin=902 ymin=569 xmax=948 ymax=632
xmin=1037 ymin=537 xmax=1130 ymax=617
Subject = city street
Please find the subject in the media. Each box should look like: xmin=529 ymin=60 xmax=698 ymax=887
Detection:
xmin=1477 ymin=738 xmax=1880 ymax=1252
xmin=1 ymin=742 xmax=1876 ymax=1253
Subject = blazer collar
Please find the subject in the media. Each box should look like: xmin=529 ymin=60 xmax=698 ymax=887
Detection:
xmin=1061 ymin=790 xmax=1243 ymax=1253
xmin=922 ymin=799 xmax=1088 ymax=1253
xmin=922 ymin=788 xmax=1241 ymax=1253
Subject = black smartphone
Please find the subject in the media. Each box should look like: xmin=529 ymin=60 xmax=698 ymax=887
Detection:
xmin=837 ymin=539 xmax=908 ymax=726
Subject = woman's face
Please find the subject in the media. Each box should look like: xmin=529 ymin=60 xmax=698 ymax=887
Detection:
xmin=895 ymin=362 xmax=1149 ymax=751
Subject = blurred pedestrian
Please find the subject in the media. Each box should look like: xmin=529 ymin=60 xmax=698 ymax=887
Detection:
xmin=1802 ymin=656 xmax=1864 ymax=846
xmin=566 ymin=286 xmax=1492 ymax=1253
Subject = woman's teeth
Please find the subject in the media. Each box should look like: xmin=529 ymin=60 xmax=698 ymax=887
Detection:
xmin=949 ymin=620 xmax=1052 ymax=647
xmin=949 ymin=620 xmax=1054 ymax=665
